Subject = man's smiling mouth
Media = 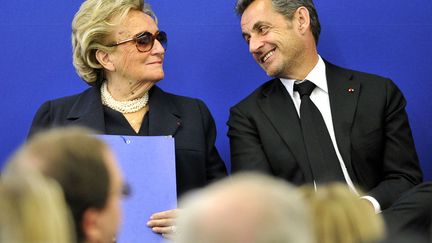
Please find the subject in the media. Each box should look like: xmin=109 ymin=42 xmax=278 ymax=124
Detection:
xmin=261 ymin=49 xmax=276 ymax=63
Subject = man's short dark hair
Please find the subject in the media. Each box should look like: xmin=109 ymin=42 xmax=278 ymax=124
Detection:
xmin=235 ymin=0 xmax=321 ymax=44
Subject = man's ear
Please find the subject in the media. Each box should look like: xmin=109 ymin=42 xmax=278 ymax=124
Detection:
xmin=296 ymin=6 xmax=311 ymax=34
xmin=81 ymin=208 xmax=102 ymax=242
xmin=96 ymin=49 xmax=116 ymax=72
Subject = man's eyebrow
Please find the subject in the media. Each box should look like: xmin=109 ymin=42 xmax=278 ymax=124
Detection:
xmin=252 ymin=21 xmax=271 ymax=31
xmin=242 ymin=21 xmax=271 ymax=40
xmin=241 ymin=32 xmax=250 ymax=40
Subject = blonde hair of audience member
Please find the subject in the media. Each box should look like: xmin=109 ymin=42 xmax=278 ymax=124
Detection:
xmin=300 ymin=183 xmax=385 ymax=243
xmin=72 ymin=0 xmax=156 ymax=84
xmin=5 ymin=127 xmax=124 ymax=243
xmin=0 ymin=165 xmax=74 ymax=243
xmin=176 ymin=173 xmax=315 ymax=243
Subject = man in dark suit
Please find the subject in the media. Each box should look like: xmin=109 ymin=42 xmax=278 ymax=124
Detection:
xmin=228 ymin=0 xmax=422 ymax=214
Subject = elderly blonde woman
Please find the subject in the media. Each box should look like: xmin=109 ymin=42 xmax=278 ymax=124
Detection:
xmin=28 ymin=0 xmax=227 ymax=238
xmin=300 ymin=183 xmax=386 ymax=243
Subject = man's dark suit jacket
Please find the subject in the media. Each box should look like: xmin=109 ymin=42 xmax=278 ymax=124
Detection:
xmin=227 ymin=61 xmax=422 ymax=209
xmin=29 ymin=85 xmax=227 ymax=197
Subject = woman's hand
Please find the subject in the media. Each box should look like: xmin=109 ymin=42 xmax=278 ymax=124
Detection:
xmin=147 ymin=208 xmax=180 ymax=239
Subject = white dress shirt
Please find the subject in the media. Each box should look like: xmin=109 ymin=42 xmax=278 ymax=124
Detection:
xmin=280 ymin=55 xmax=381 ymax=213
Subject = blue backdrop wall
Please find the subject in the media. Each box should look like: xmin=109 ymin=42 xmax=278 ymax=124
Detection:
xmin=1 ymin=1 xmax=431 ymax=179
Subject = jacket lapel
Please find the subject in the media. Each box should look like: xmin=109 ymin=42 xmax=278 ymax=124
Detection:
xmin=326 ymin=62 xmax=360 ymax=183
xmin=148 ymin=86 xmax=182 ymax=136
xmin=66 ymin=87 xmax=106 ymax=132
xmin=258 ymin=79 xmax=313 ymax=182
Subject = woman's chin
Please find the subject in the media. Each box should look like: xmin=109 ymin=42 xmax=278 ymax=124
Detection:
xmin=141 ymin=74 xmax=164 ymax=85
xmin=150 ymin=72 xmax=165 ymax=83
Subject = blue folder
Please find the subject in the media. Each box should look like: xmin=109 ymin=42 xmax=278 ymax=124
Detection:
xmin=99 ymin=135 xmax=177 ymax=243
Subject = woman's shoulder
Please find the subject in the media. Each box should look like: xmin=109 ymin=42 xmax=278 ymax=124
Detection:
xmin=45 ymin=87 xmax=99 ymax=107
xmin=28 ymin=87 xmax=99 ymax=137
xmin=152 ymin=86 xmax=207 ymax=108
xmin=152 ymin=86 xmax=213 ymax=121
xmin=32 ymin=87 xmax=100 ymax=122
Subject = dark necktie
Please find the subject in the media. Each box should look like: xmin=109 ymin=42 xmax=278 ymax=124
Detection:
xmin=294 ymin=80 xmax=345 ymax=184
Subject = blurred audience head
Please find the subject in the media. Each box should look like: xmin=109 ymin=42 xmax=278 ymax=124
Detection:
xmin=300 ymin=183 xmax=385 ymax=243
xmin=176 ymin=172 xmax=315 ymax=243
xmin=4 ymin=127 xmax=126 ymax=243
xmin=0 ymin=165 xmax=74 ymax=243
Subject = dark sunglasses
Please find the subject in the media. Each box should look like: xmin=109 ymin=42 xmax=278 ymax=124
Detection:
xmin=109 ymin=30 xmax=167 ymax=52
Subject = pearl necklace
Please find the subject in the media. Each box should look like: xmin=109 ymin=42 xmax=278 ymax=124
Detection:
xmin=100 ymin=82 xmax=149 ymax=114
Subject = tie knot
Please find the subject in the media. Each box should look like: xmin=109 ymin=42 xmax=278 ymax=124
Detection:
xmin=294 ymin=80 xmax=316 ymax=97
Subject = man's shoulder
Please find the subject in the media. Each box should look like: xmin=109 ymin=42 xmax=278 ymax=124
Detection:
xmin=231 ymin=78 xmax=280 ymax=110
xmin=326 ymin=60 xmax=403 ymax=100
xmin=326 ymin=60 xmax=392 ymax=84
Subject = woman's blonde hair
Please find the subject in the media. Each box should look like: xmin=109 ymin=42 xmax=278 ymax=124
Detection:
xmin=72 ymin=0 xmax=156 ymax=85
xmin=0 ymin=166 xmax=75 ymax=243
xmin=300 ymin=183 xmax=385 ymax=243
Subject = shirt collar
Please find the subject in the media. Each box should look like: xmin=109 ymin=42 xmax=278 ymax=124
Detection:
xmin=280 ymin=55 xmax=327 ymax=95
xmin=305 ymin=55 xmax=327 ymax=93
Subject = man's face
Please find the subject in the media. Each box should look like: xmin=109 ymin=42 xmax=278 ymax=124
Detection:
xmin=240 ymin=0 xmax=305 ymax=78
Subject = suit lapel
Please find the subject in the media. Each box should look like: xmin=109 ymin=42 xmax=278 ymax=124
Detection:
xmin=66 ymin=87 xmax=106 ymax=132
xmin=148 ymin=86 xmax=182 ymax=136
xmin=326 ymin=62 xmax=360 ymax=183
xmin=258 ymin=79 xmax=313 ymax=182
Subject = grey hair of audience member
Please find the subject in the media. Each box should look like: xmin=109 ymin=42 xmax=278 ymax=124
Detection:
xmin=175 ymin=173 xmax=315 ymax=243
xmin=235 ymin=0 xmax=321 ymax=44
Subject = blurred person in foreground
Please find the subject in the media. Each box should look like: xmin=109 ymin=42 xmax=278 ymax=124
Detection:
xmin=175 ymin=173 xmax=315 ymax=243
xmin=300 ymin=183 xmax=385 ymax=243
xmin=4 ymin=127 xmax=126 ymax=243
xmin=28 ymin=0 xmax=227 ymax=237
xmin=0 ymin=165 xmax=74 ymax=243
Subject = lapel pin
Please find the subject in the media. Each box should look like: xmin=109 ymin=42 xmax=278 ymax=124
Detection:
xmin=348 ymin=88 xmax=355 ymax=93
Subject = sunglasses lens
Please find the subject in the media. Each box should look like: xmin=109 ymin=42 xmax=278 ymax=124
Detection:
xmin=135 ymin=31 xmax=168 ymax=52
xmin=136 ymin=32 xmax=153 ymax=51
xmin=157 ymin=31 xmax=168 ymax=50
